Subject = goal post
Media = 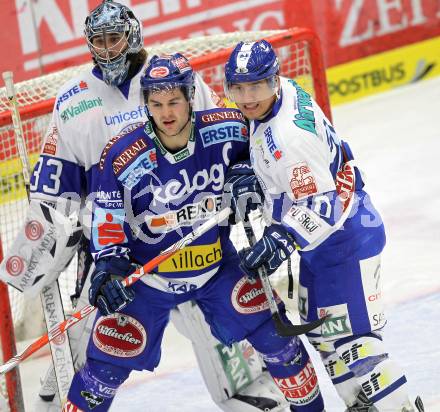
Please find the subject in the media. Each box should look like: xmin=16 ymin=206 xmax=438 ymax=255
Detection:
xmin=0 ymin=27 xmax=330 ymax=410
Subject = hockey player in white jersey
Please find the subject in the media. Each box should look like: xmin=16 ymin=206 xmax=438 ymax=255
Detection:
xmin=0 ymin=2 xmax=293 ymax=411
xmin=223 ymin=40 xmax=424 ymax=412
xmin=63 ymin=52 xmax=326 ymax=412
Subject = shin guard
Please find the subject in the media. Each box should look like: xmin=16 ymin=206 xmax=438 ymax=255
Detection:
xmin=66 ymin=359 xmax=130 ymax=411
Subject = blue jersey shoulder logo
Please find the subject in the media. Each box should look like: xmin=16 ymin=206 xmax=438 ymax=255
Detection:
xmin=199 ymin=121 xmax=247 ymax=147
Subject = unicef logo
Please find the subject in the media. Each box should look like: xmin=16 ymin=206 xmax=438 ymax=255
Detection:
xmin=25 ymin=220 xmax=44 ymax=240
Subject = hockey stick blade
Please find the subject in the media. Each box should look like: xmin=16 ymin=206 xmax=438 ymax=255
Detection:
xmin=272 ymin=312 xmax=326 ymax=337
xmin=0 ymin=207 xmax=232 ymax=375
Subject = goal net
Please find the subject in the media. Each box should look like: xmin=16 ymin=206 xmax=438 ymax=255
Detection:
xmin=0 ymin=27 xmax=330 ymax=410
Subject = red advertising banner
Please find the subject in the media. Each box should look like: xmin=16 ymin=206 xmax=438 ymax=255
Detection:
xmin=284 ymin=0 xmax=440 ymax=67
xmin=2 ymin=0 xmax=285 ymax=82
xmin=2 ymin=0 xmax=440 ymax=83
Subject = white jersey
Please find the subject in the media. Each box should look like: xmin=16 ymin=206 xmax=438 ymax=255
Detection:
xmin=30 ymin=64 xmax=221 ymax=236
xmin=249 ymin=76 xmax=360 ymax=251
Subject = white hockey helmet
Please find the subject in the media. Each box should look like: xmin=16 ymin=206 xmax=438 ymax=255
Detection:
xmin=84 ymin=0 xmax=143 ymax=86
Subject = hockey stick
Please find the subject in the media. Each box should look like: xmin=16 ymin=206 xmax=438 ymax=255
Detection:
xmin=2 ymin=71 xmax=75 ymax=402
xmin=0 ymin=207 xmax=232 ymax=375
xmin=241 ymin=213 xmax=325 ymax=337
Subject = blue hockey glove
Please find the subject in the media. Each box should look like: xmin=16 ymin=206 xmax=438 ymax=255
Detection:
xmin=89 ymin=256 xmax=135 ymax=316
xmin=239 ymin=224 xmax=295 ymax=279
xmin=223 ymin=160 xmax=264 ymax=224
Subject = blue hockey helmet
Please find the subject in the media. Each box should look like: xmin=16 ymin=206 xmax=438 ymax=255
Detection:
xmin=224 ymin=40 xmax=280 ymax=103
xmin=84 ymin=0 xmax=143 ymax=86
xmin=140 ymin=53 xmax=195 ymax=102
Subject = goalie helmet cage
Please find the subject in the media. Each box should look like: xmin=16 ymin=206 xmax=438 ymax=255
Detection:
xmin=0 ymin=27 xmax=330 ymax=411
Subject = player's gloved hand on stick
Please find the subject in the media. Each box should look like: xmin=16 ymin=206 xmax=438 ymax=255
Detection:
xmin=223 ymin=160 xmax=264 ymax=224
xmin=89 ymin=256 xmax=135 ymax=316
xmin=239 ymin=224 xmax=295 ymax=279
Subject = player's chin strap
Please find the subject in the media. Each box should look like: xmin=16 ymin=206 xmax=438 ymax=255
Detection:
xmin=240 ymin=211 xmax=326 ymax=337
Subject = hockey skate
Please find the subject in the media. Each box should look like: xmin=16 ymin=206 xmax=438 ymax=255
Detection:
xmin=345 ymin=390 xmax=377 ymax=412
xmin=402 ymin=396 xmax=424 ymax=412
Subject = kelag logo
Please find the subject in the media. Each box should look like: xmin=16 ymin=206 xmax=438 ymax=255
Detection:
xmin=55 ymin=81 xmax=88 ymax=110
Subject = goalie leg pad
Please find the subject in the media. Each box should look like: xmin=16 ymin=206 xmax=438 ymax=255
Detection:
xmin=334 ymin=333 xmax=411 ymax=409
xmin=67 ymin=358 xmax=130 ymax=411
xmin=318 ymin=348 xmax=363 ymax=408
xmin=0 ymin=200 xmax=82 ymax=296
xmin=246 ymin=318 xmax=324 ymax=411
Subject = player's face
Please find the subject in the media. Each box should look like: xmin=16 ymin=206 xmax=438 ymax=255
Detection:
xmin=229 ymin=78 xmax=278 ymax=120
xmin=91 ymin=32 xmax=128 ymax=61
xmin=147 ymin=88 xmax=191 ymax=137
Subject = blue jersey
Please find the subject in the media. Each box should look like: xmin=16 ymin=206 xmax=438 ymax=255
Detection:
xmin=29 ymin=66 xmax=220 ymax=239
xmin=91 ymin=108 xmax=248 ymax=279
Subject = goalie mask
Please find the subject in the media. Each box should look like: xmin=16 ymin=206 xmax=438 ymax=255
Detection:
xmin=84 ymin=0 xmax=143 ymax=86
xmin=224 ymin=40 xmax=280 ymax=104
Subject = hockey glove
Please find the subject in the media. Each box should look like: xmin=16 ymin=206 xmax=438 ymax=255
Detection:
xmin=239 ymin=224 xmax=295 ymax=279
xmin=89 ymin=256 xmax=135 ymax=316
xmin=223 ymin=160 xmax=264 ymax=224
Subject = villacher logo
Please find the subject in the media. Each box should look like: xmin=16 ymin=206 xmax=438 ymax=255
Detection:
xmin=93 ymin=314 xmax=147 ymax=358
xmin=231 ymin=277 xmax=281 ymax=314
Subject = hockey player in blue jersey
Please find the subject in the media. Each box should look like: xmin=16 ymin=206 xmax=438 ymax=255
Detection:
xmin=0 ymin=2 xmax=296 ymax=410
xmin=64 ymin=53 xmax=327 ymax=411
xmin=224 ymin=40 xmax=424 ymax=412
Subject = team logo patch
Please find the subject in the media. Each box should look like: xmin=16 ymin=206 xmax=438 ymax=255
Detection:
xmin=81 ymin=391 xmax=104 ymax=409
xmin=335 ymin=162 xmax=355 ymax=211
xmin=146 ymin=195 xmax=222 ymax=234
xmin=99 ymin=123 xmax=144 ymax=170
xmin=112 ymin=138 xmax=149 ymax=174
xmin=43 ymin=125 xmax=58 ymax=155
xmin=158 ymin=238 xmax=222 ymax=273
xmin=60 ymin=97 xmax=103 ymax=123
xmin=5 ymin=256 xmax=25 ymax=277
xmin=93 ymin=208 xmax=126 ymax=248
xmin=150 ymin=66 xmax=170 ymax=78
xmin=273 ymin=359 xmax=319 ymax=405
xmin=200 ymin=121 xmax=247 ymax=147
xmin=231 ymin=276 xmax=281 ymax=314
xmin=117 ymin=148 xmax=158 ymax=190
xmin=200 ymin=110 xmax=244 ymax=124
xmin=216 ymin=341 xmax=256 ymax=393
xmin=289 ymin=162 xmax=318 ymax=199
xmin=172 ymin=56 xmax=191 ymax=72
xmin=318 ymin=303 xmax=352 ymax=339
xmin=93 ymin=314 xmax=147 ymax=357
xmin=55 ymin=80 xmax=88 ymax=110
xmin=360 ymin=256 xmax=386 ymax=330
xmin=264 ymin=127 xmax=282 ymax=160
xmin=25 ymin=220 xmax=44 ymax=240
